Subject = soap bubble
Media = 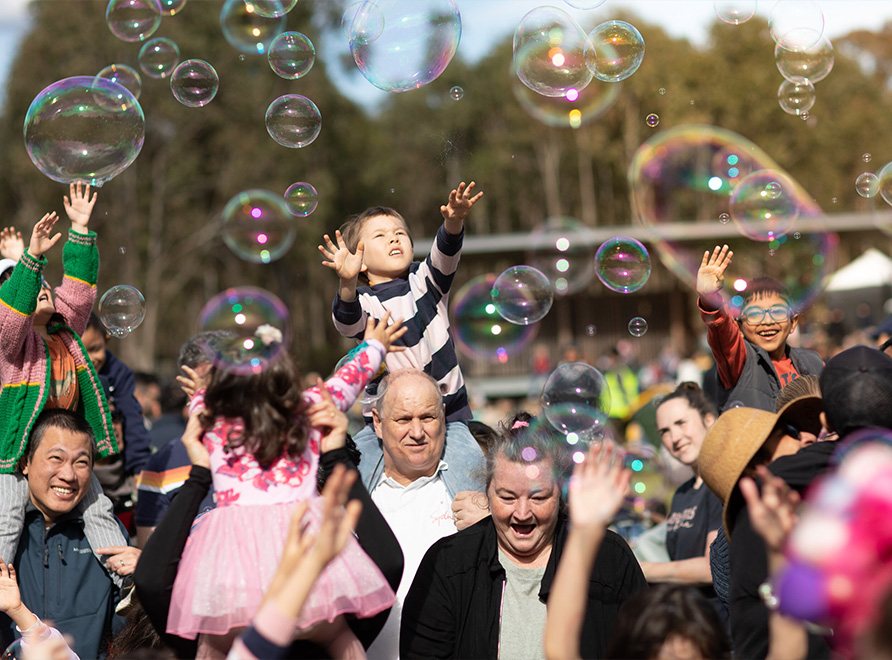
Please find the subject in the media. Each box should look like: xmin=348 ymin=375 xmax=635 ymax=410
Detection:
xmin=628 ymin=316 xmax=648 ymax=337
xmin=451 ymin=273 xmax=538 ymax=363
xmin=23 ymin=76 xmax=145 ymax=187
xmin=513 ymin=6 xmax=592 ymax=98
xmin=341 ymin=1 xmax=385 ymax=46
xmin=491 ymin=266 xmax=554 ymax=325
xmin=541 ymin=362 xmax=611 ymax=437
xmin=595 ymin=237 xmax=652 ymax=293
xmin=220 ymin=0 xmax=286 ymax=55
xmin=160 ymin=0 xmax=187 ymax=15
xmin=769 ymin=0 xmax=824 ymax=52
xmin=284 ymin=182 xmax=318 ymax=216
xmin=879 ymin=162 xmax=892 ymax=207
xmin=563 ymin=0 xmax=606 ymax=8
xmin=527 ymin=216 xmax=597 ymax=295
xmin=170 ymin=59 xmax=219 ymax=107
xmin=95 ymin=63 xmax=142 ymax=100
xmin=198 ymin=287 xmax=292 ymax=375
xmin=730 ymin=170 xmax=801 ymax=241
xmin=222 ymin=189 xmax=295 ymax=263
xmin=3 ymin=639 xmax=22 ymax=660
xmin=645 ymin=113 xmax=659 ymax=127
xmin=863 ymin=153 xmax=872 ymax=163
xmin=775 ymin=36 xmax=833 ymax=83
xmin=719 ymin=212 xmax=730 ymax=223
xmin=449 ymin=85 xmax=464 ymax=101
xmin=585 ymin=20 xmax=645 ymax=83
xmin=106 ymin=0 xmax=162 ymax=42
xmin=99 ymin=285 xmax=146 ymax=337
xmin=777 ymin=77 xmax=815 ymax=116
xmin=714 ymin=1 xmax=757 ymax=24
xmin=246 ymin=0 xmax=297 ymax=18
xmin=350 ymin=0 xmax=461 ymax=93
xmin=268 ymin=31 xmax=315 ymax=79
xmin=138 ymin=38 xmax=181 ymax=79
xmin=511 ymin=65 xmax=620 ymax=128
xmin=265 ymin=95 xmax=321 ymax=148
xmin=856 ymin=172 xmax=878 ymax=198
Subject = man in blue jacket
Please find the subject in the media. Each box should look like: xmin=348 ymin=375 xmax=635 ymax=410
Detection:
xmin=1 ymin=409 xmax=126 ymax=659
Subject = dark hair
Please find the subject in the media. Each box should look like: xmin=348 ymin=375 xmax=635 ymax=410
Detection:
xmin=484 ymin=412 xmax=572 ymax=493
xmin=742 ymin=277 xmax=792 ymax=308
xmin=201 ymin=352 xmax=309 ymax=468
xmin=86 ymin=311 xmax=107 ymax=336
xmin=468 ymin=420 xmax=499 ymax=458
xmin=134 ymin=371 xmax=160 ymax=390
xmin=108 ymin=594 xmax=175 ymax=659
xmin=605 ymin=584 xmax=731 ymax=659
xmin=775 ymin=374 xmax=821 ymax=412
xmin=655 ymin=382 xmax=716 ymax=422
xmin=338 ymin=206 xmax=412 ymax=286
xmin=177 ymin=330 xmax=235 ymax=370
xmin=21 ymin=409 xmax=95 ymax=471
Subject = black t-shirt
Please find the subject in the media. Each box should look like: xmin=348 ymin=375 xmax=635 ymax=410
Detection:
xmin=666 ymin=477 xmax=723 ymax=561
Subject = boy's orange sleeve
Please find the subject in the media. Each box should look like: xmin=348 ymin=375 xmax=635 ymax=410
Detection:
xmin=698 ymin=298 xmax=747 ymax=390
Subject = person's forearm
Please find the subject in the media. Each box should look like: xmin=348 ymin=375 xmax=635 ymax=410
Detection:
xmin=338 ymin=277 xmax=357 ymax=302
xmin=640 ymin=557 xmax=713 ymax=585
xmin=766 ymin=612 xmax=808 ymax=660
xmin=6 ymin=602 xmax=38 ymax=631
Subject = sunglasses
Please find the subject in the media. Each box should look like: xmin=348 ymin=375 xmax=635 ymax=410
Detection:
xmin=740 ymin=305 xmax=792 ymax=325
xmin=781 ymin=422 xmax=802 ymax=440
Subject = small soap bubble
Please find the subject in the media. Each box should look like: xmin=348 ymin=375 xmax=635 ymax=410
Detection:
xmin=220 ymin=0 xmax=286 ymax=55
xmin=765 ymin=181 xmax=783 ymax=199
xmin=96 ymin=63 xmax=142 ymax=100
xmin=690 ymin=99 xmax=695 ymax=105
xmin=513 ymin=6 xmax=592 ymax=97
xmin=769 ymin=0 xmax=824 ymax=52
xmin=541 ymin=362 xmax=611 ymax=436
xmin=719 ymin=212 xmax=730 ymax=223
xmin=856 ymin=173 xmax=879 ymax=199
xmin=778 ymin=77 xmax=815 ymax=116
xmin=99 ymin=285 xmax=146 ymax=337
xmin=793 ymin=232 xmax=801 ymax=239
xmin=628 ymin=316 xmax=648 ymax=337
xmin=491 ymin=266 xmax=554 ymax=325
xmin=119 ymin=246 xmax=126 ymax=254
xmin=246 ymin=0 xmax=297 ymax=18
xmin=449 ymin=85 xmax=464 ymax=101
xmin=831 ymin=197 xmax=837 ymax=204
xmin=389 ymin=188 xmax=396 ymax=194
xmin=341 ymin=1 xmax=385 ymax=46
xmin=528 ymin=217 xmax=597 ymax=296
xmin=863 ymin=153 xmax=872 ymax=163
xmin=268 ymin=31 xmax=315 ymax=80
xmin=170 ymin=59 xmax=219 ymax=107
xmin=585 ymin=20 xmax=645 ymax=83
xmin=595 ymin=236 xmax=651 ymax=293
xmin=106 ymin=0 xmax=162 ymax=42
xmin=222 ymin=189 xmax=296 ymax=263
xmin=198 ymin=287 xmax=292 ymax=375
xmin=138 ymin=37 xmax=181 ymax=79
xmin=265 ymin=95 xmax=322 ymax=148
xmin=645 ymin=113 xmax=659 ymax=128
xmin=727 ymin=400 xmax=745 ymax=409
xmin=658 ymin=87 xmax=666 ymax=95
xmin=284 ymin=182 xmax=318 ymax=216
xmin=160 ymin=0 xmax=187 ymax=14
xmin=714 ymin=0 xmax=757 ymax=25
xmin=585 ymin=324 xmax=596 ymax=336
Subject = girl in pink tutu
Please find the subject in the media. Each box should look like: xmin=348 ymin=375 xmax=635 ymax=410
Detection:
xmin=166 ymin=313 xmax=406 ymax=659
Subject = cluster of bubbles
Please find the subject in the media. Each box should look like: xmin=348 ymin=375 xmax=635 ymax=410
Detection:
xmin=595 ymin=237 xmax=651 ymax=293
xmin=265 ymin=95 xmax=322 ymax=148
xmin=99 ymin=285 xmax=147 ymax=337
xmin=284 ymin=182 xmax=318 ymax=217
xmin=769 ymin=1 xmax=830 ymax=116
xmin=268 ymin=32 xmax=315 ymax=80
xmin=540 ymin=362 xmax=610 ymax=440
xmin=491 ymin=265 xmax=554 ymax=325
xmin=198 ymin=287 xmax=292 ymax=375
xmin=170 ymin=59 xmax=219 ymax=107
xmin=138 ymin=37 xmax=181 ymax=79
xmin=221 ymin=189 xmax=295 ymax=264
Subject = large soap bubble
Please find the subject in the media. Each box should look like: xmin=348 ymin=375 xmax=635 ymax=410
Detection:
xmin=513 ymin=6 xmax=592 ymax=98
xmin=284 ymin=182 xmax=318 ymax=216
xmin=106 ymin=0 xmax=162 ymax=42
xmin=265 ymin=95 xmax=321 ymax=148
xmin=349 ymin=0 xmax=461 ymax=93
xmin=769 ymin=0 xmax=824 ymax=52
xmin=139 ymin=38 xmax=181 ymax=79
xmin=491 ymin=266 xmax=554 ymax=325
xmin=220 ymin=0 xmax=286 ymax=55
xmin=222 ymin=189 xmax=295 ymax=263
xmin=541 ymin=362 xmax=611 ymax=438
xmin=777 ymin=77 xmax=815 ymax=115
xmin=775 ymin=36 xmax=833 ymax=83
xmin=511 ymin=65 xmax=620 ymax=128
xmin=585 ymin=20 xmax=645 ymax=83
xmin=714 ymin=1 xmax=757 ymax=25
xmin=99 ymin=285 xmax=146 ymax=337
xmin=198 ymin=287 xmax=292 ymax=375
xmin=95 ymin=63 xmax=142 ymax=100
xmin=23 ymin=76 xmax=145 ymax=187
xmin=595 ymin=237 xmax=652 ymax=293
xmin=879 ymin=162 xmax=892 ymax=207
xmin=527 ymin=217 xmax=597 ymax=296
xmin=268 ymin=31 xmax=315 ymax=79
xmin=341 ymin=1 xmax=385 ymax=46
xmin=246 ymin=0 xmax=297 ymax=18
xmin=170 ymin=59 xmax=219 ymax=107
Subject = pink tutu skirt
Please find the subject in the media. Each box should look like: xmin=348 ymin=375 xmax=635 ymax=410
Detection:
xmin=166 ymin=498 xmax=395 ymax=639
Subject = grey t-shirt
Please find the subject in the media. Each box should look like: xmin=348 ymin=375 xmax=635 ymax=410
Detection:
xmin=497 ymin=548 xmax=548 ymax=660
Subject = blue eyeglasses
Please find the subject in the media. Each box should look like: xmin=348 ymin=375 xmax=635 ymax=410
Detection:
xmin=740 ymin=305 xmax=792 ymax=325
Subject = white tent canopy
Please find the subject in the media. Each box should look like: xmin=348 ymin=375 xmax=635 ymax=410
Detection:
xmin=825 ymin=248 xmax=892 ymax=292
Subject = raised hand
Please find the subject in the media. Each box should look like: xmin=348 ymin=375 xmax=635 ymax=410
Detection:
xmin=0 ymin=556 xmax=23 ymax=616
xmin=696 ymin=244 xmax=733 ymax=298
xmin=63 ymin=182 xmax=98 ymax=234
xmin=440 ymin=181 xmax=483 ymax=227
xmin=307 ymin=463 xmax=362 ymax=569
xmin=740 ymin=465 xmax=801 ymax=556
xmin=0 ymin=227 xmax=24 ymax=261
xmin=176 ymin=364 xmax=210 ymax=401
xmin=28 ymin=213 xmax=62 ymax=259
xmin=363 ymin=311 xmax=407 ymax=353
xmin=568 ymin=440 xmax=631 ymax=530
xmin=319 ymin=230 xmax=365 ymax=282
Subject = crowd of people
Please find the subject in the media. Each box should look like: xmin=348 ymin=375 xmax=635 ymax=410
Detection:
xmin=1 ymin=182 xmax=892 ymax=660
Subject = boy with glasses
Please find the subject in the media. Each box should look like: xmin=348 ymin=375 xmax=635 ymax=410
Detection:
xmin=695 ymin=245 xmax=823 ymax=413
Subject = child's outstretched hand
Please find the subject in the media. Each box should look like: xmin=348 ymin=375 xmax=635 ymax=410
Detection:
xmin=63 ymin=182 xmax=98 ymax=234
xmin=696 ymin=244 xmax=733 ymax=301
xmin=364 ymin=311 xmax=407 ymax=353
xmin=177 ymin=364 xmax=210 ymax=401
xmin=319 ymin=230 xmax=364 ymax=283
xmin=29 ymin=213 xmax=62 ymax=259
xmin=0 ymin=227 xmax=24 ymax=261
xmin=441 ymin=181 xmax=483 ymax=228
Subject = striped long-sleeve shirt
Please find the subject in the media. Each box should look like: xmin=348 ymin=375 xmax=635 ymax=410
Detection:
xmin=332 ymin=225 xmax=471 ymax=422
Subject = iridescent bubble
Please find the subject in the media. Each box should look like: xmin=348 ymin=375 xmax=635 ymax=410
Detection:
xmin=628 ymin=316 xmax=648 ymax=337
xmin=451 ymin=273 xmax=538 ymax=363
xmin=727 ymin=400 xmax=745 ymax=409
xmin=730 ymin=170 xmax=800 ymax=241
xmin=222 ymin=189 xmax=295 ymax=263
xmin=511 ymin=65 xmax=620 ymax=129
xmin=449 ymin=85 xmax=464 ymax=101
xmin=863 ymin=153 xmax=872 ymax=163
xmin=220 ymin=0 xmax=286 ymax=55
xmin=595 ymin=237 xmax=652 ymax=293
xmin=341 ymin=1 xmax=385 ymax=46
xmin=170 ymin=59 xmax=219 ymax=107
xmin=95 ymin=63 xmax=142 ymax=100
xmin=198 ymin=286 xmax=292 ymax=375
xmin=350 ymin=0 xmax=461 ymax=93
xmin=106 ymin=0 xmax=162 ymax=42
xmin=99 ymin=285 xmax=146 ymax=337
xmin=527 ymin=216 xmax=596 ymax=295
xmin=3 ymin=639 xmax=23 ymax=659
xmin=245 ymin=0 xmax=297 ymax=18
xmin=879 ymin=162 xmax=892 ymax=207
xmin=265 ymin=95 xmax=321 ymax=148
xmin=585 ymin=20 xmax=645 ymax=83
xmin=658 ymin=87 xmax=666 ymax=95
xmin=160 ymin=0 xmax=187 ymax=15
xmin=138 ymin=38 xmax=181 ymax=79
xmin=491 ymin=265 xmax=554 ymax=325
xmin=719 ymin=212 xmax=730 ymax=223
xmin=645 ymin=113 xmax=659 ymax=127
xmin=23 ymin=76 xmax=145 ymax=187
xmin=714 ymin=0 xmax=757 ymax=25
xmin=513 ymin=6 xmax=592 ymax=98
xmin=284 ymin=181 xmax=318 ymax=216
xmin=585 ymin=324 xmax=596 ymax=336
xmin=777 ymin=77 xmax=815 ymax=116
xmin=268 ymin=31 xmax=315 ymax=80
xmin=775 ymin=36 xmax=833 ymax=83
xmin=563 ymin=0 xmax=606 ymax=8
xmin=855 ymin=172 xmax=879 ymax=199
xmin=769 ymin=0 xmax=824 ymax=52
xmin=541 ymin=362 xmax=611 ymax=436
